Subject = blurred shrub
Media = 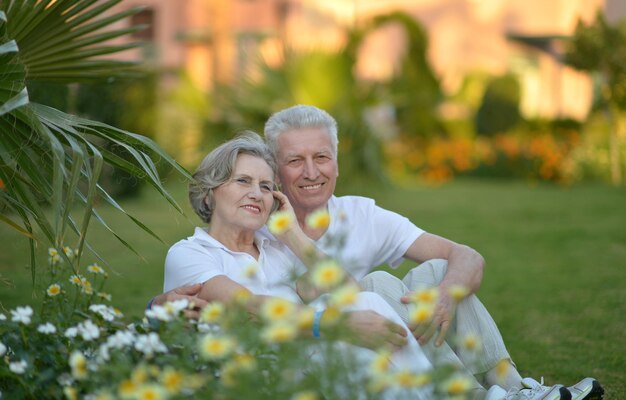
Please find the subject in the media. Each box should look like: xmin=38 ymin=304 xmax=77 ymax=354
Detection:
xmin=474 ymin=74 xmax=522 ymax=137
xmin=76 ymin=73 xmax=159 ymax=197
xmin=205 ymin=11 xmax=442 ymax=181
xmin=384 ymin=130 xmax=582 ymax=185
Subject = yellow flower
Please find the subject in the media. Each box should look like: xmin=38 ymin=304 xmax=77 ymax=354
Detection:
xmin=87 ymin=264 xmax=106 ymax=275
xmin=367 ymin=376 xmax=391 ymax=394
xmin=408 ymin=287 xmax=439 ymax=304
xmin=183 ymin=374 xmax=207 ymax=390
xmin=261 ymin=298 xmax=295 ymax=321
xmin=296 ymin=308 xmax=315 ymax=330
xmin=233 ymin=353 xmax=256 ymax=370
xmin=267 ymin=210 xmax=294 ymax=235
xmin=47 ymin=284 xmax=61 ymax=297
xmin=220 ymin=362 xmax=238 ymax=387
xmin=243 ymin=262 xmax=258 ymax=278
xmin=62 ymin=246 xmax=74 ymax=258
xmin=291 ymin=390 xmax=319 ymax=400
xmin=63 ymin=387 xmax=77 ymax=400
xmin=198 ymin=334 xmax=236 ymax=360
xmin=442 ymin=374 xmax=473 ymax=395
xmin=393 ymin=370 xmax=431 ymax=388
xmin=494 ymin=359 xmax=510 ymax=383
xmin=135 ymin=384 xmax=167 ymax=400
xmin=233 ymin=288 xmax=252 ymax=305
xmin=408 ymin=303 xmax=435 ymax=325
xmin=94 ymin=391 xmax=115 ymax=400
xmin=131 ymin=364 xmax=150 ymax=384
xmin=199 ymin=302 xmax=224 ymax=323
xmin=220 ymin=353 xmax=257 ymax=387
xmin=118 ymin=379 xmax=138 ymax=398
xmin=69 ymin=275 xmax=84 ymax=286
xmin=305 ymin=208 xmax=330 ymax=230
xmin=69 ymin=351 xmax=87 ymax=380
xmin=370 ymin=349 xmax=392 ymax=375
xmin=461 ymin=333 xmax=481 ymax=352
xmin=261 ymin=321 xmax=297 ymax=343
xmin=328 ymin=283 xmax=359 ymax=307
xmin=48 ymin=248 xmax=61 ymax=264
xmin=320 ymin=306 xmax=341 ymax=325
xmin=160 ymin=368 xmax=184 ymax=394
xmin=81 ymin=283 xmax=94 ymax=295
xmin=97 ymin=292 xmax=112 ymax=301
xmin=448 ymin=285 xmax=469 ymax=302
xmin=311 ymin=259 xmax=345 ymax=289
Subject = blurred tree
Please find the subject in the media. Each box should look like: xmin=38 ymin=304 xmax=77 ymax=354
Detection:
xmin=76 ymin=73 xmax=160 ymax=197
xmin=347 ymin=11 xmax=443 ymax=139
xmin=565 ymin=12 xmax=626 ymax=185
xmin=209 ymin=11 xmax=441 ymax=180
xmin=474 ymin=73 xmax=522 ymax=136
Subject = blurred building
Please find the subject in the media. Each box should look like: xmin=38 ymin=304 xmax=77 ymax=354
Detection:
xmin=110 ymin=0 xmax=626 ymax=120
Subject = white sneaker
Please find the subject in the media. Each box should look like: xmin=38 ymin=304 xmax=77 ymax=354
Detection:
xmin=567 ymin=377 xmax=604 ymax=400
xmin=485 ymin=383 xmax=570 ymax=400
xmin=521 ymin=377 xmax=572 ymax=400
xmin=485 ymin=385 xmax=508 ymax=400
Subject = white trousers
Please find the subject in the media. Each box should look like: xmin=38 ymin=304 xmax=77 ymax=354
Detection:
xmin=310 ymin=292 xmax=435 ymax=399
xmin=360 ymin=259 xmax=512 ymax=377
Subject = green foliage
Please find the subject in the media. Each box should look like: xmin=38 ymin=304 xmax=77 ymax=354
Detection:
xmin=0 ymin=241 xmax=477 ymax=399
xmin=208 ymin=10 xmax=442 ymax=180
xmin=352 ymin=11 xmax=443 ymax=138
xmin=474 ymin=74 xmax=522 ymax=136
xmin=565 ymin=12 xmax=626 ymax=107
xmin=564 ymin=11 xmax=626 ymax=185
xmin=0 ymin=0 xmax=190 ymax=282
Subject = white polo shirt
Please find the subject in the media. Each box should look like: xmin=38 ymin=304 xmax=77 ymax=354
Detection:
xmin=280 ymin=195 xmax=425 ymax=281
xmin=164 ymin=227 xmax=302 ymax=303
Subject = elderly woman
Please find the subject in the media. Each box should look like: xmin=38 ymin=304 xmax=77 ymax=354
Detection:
xmin=163 ymin=132 xmax=437 ymax=398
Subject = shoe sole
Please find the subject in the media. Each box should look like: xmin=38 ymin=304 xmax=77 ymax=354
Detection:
xmin=577 ymin=380 xmax=604 ymax=400
xmin=560 ymin=386 xmax=572 ymax=400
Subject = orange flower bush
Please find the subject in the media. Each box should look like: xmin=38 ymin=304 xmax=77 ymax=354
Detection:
xmin=384 ymin=131 xmax=583 ymax=185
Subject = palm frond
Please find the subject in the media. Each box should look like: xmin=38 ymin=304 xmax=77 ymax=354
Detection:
xmin=0 ymin=1 xmax=192 ymax=281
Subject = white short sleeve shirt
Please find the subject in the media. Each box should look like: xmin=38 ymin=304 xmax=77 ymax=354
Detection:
xmin=302 ymin=195 xmax=424 ymax=280
xmin=164 ymin=227 xmax=302 ymax=303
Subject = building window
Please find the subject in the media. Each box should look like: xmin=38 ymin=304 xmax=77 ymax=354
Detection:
xmin=131 ymin=9 xmax=155 ymax=41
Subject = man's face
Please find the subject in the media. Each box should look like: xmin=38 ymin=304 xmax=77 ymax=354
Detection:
xmin=275 ymin=127 xmax=338 ymax=216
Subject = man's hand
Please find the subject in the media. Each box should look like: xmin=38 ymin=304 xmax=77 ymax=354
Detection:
xmin=401 ymin=288 xmax=457 ymax=347
xmin=344 ymin=310 xmax=408 ymax=350
xmin=152 ymin=284 xmax=209 ymax=319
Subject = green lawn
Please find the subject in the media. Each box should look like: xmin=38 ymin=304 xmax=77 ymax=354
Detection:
xmin=1 ymin=178 xmax=624 ymax=397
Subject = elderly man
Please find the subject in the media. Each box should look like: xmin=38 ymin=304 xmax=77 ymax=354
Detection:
xmin=154 ymin=105 xmax=602 ymax=400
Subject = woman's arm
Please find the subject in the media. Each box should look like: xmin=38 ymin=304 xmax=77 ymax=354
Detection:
xmin=198 ymin=275 xmax=406 ymax=349
xmin=271 ymin=191 xmax=359 ymax=302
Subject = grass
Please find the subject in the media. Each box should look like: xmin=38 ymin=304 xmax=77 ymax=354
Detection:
xmin=1 ymin=177 xmax=624 ymax=397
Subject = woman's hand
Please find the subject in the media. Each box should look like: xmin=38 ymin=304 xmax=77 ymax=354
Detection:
xmin=272 ymin=190 xmax=297 ymax=220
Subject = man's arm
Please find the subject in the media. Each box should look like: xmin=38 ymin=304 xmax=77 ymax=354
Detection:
xmin=404 ymin=232 xmax=484 ymax=293
xmin=401 ymin=232 xmax=485 ymax=346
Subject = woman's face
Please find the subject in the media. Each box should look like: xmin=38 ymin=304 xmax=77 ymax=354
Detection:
xmin=211 ymin=154 xmax=275 ymax=232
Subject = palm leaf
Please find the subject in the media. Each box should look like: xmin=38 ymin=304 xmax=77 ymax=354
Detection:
xmin=0 ymin=1 xmax=192 ymax=282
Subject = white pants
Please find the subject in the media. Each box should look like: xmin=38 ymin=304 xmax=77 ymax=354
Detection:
xmin=360 ymin=259 xmax=512 ymax=377
xmin=309 ymin=292 xmax=435 ymax=399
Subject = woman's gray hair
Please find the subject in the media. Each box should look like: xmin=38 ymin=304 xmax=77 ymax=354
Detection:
xmin=189 ymin=131 xmax=276 ymax=223
xmin=264 ymin=104 xmax=338 ymax=157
